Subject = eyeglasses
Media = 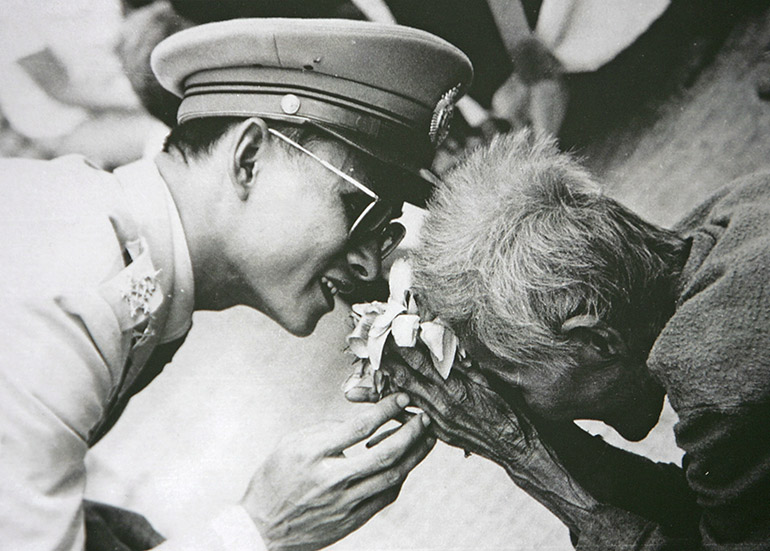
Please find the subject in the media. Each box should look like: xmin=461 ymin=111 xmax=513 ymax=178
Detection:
xmin=268 ymin=128 xmax=406 ymax=258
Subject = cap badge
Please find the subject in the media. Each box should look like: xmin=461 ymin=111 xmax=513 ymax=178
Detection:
xmin=429 ymin=84 xmax=461 ymax=147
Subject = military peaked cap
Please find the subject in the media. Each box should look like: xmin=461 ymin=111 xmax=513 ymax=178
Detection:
xmin=151 ymin=18 xmax=473 ymax=206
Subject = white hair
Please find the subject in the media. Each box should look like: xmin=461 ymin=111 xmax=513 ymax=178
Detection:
xmin=411 ymin=130 xmax=685 ymax=371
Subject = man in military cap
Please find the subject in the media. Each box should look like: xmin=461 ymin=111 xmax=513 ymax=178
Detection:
xmin=0 ymin=18 xmax=472 ymax=551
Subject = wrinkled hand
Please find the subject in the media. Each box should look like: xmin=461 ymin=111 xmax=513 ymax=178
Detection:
xmin=240 ymin=393 xmax=434 ymax=551
xmin=348 ymin=338 xmax=536 ymax=469
xmin=348 ymin=340 xmax=599 ymax=533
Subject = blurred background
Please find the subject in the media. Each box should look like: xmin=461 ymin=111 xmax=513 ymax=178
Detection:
xmin=2 ymin=1 xmax=770 ymax=549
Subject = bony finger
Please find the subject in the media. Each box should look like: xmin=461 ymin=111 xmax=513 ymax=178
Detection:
xmin=382 ymin=354 xmax=450 ymax=410
xmin=366 ymin=427 xmax=399 ymax=448
xmin=325 ymin=393 xmax=410 ymax=454
xmin=396 ymin=344 xmax=445 ymax=384
xmin=344 ymin=385 xmax=380 ymax=403
xmin=364 ymin=408 xmax=422 ymax=447
xmin=347 ymin=429 xmax=436 ymax=502
xmin=348 ymin=413 xmax=430 ymax=477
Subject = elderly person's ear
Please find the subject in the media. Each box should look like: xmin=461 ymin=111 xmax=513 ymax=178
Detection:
xmin=560 ymin=315 xmax=628 ymax=362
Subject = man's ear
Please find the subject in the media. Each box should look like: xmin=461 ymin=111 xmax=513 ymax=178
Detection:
xmin=229 ymin=117 xmax=269 ymax=201
xmin=560 ymin=314 xmax=628 ymax=362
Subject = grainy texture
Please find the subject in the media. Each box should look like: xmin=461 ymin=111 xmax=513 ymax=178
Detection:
xmin=583 ymin=8 xmax=770 ymax=227
xmin=3 ymin=4 xmax=770 ymax=550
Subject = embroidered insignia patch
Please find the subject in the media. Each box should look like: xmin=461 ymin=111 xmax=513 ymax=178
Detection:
xmin=122 ymin=271 xmax=162 ymax=319
xmin=429 ymin=84 xmax=461 ymax=147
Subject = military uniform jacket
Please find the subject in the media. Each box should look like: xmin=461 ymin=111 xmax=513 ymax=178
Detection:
xmin=0 ymin=155 xmax=197 ymax=550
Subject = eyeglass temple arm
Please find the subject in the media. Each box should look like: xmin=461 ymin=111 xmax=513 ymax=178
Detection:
xmin=267 ymin=128 xmax=379 ymax=200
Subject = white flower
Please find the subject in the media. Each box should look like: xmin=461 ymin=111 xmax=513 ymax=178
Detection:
xmin=345 ymin=259 xmax=461 ymax=381
xmin=347 ymin=301 xmax=386 ymax=360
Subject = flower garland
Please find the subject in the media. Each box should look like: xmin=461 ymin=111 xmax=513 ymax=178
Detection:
xmin=343 ymin=259 xmax=464 ymax=397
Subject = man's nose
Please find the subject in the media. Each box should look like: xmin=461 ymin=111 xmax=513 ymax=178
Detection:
xmin=346 ymin=238 xmax=382 ymax=282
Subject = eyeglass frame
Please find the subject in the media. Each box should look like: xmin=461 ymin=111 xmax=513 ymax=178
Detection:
xmin=267 ymin=127 xmax=405 ymax=257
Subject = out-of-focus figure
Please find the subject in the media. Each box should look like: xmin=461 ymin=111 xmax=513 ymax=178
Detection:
xmin=115 ymin=0 xmax=669 ymax=138
xmin=117 ymin=0 xmax=367 ymax=126
xmin=0 ymin=0 xmax=166 ymax=167
xmin=115 ymin=0 xmax=763 ymax=152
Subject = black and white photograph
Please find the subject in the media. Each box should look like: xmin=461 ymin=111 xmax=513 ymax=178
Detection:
xmin=1 ymin=1 xmax=770 ymax=550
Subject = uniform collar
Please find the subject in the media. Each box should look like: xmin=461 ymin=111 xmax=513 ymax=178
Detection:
xmin=113 ymin=158 xmax=195 ymax=343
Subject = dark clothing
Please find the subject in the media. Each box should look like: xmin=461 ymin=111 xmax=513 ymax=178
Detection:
xmin=649 ymin=173 xmax=770 ymax=548
xmin=552 ymin=173 xmax=770 ymax=549
xmin=384 ymin=0 xmax=513 ymax=107
xmin=85 ymin=501 xmax=165 ymax=551
xmin=117 ymin=0 xmax=365 ymax=126
xmin=168 ymin=0 xmax=363 ymax=22
xmin=87 ymin=335 xmax=188 ymax=446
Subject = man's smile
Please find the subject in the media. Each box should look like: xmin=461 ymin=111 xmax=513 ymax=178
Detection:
xmin=319 ymin=274 xmax=352 ymax=309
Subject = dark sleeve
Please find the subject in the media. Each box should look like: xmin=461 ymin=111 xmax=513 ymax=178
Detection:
xmin=672 ymin=403 xmax=770 ymax=548
xmin=84 ymin=501 xmax=165 ymax=551
xmin=525 ymin=175 xmax=770 ymax=549
xmin=625 ymin=172 xmax=770 ymax=550
xmin=534 ymin=420 xmax=701 ymax=549
xmin=573 ymin=402 xmax=770 ymax=550
xmin=575 ymin=506 xmax=687 ymax=551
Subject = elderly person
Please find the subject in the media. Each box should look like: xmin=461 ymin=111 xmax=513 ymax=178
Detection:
xmin=371 ymin=130 xmax=770 ymax=549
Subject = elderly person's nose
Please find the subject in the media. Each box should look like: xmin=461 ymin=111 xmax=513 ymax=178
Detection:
xmin=347 ymin=238 xmax=382 ymax=282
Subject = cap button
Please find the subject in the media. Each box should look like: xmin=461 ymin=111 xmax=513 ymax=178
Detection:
xmin=280 ymin=94 xmax=301 ymax=115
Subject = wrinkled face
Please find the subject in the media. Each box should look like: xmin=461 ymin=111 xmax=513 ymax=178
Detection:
xmin=224 ymin=137 xmax=391 ymax=336
xmin=484 ymin=352 xmax=665 ymax=441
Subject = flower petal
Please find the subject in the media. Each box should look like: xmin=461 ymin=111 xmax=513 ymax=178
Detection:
xmin=346 ymin=334 xmax=369 ymax=359
xmin=406 ymin=292 xmax=420 ymax=315
xmin=345 ymin=260 xmax=462 ymax=388
xmin=347 ymin=315 xmax=373 ymax=359
xmin=367 ymin=327 xmax=390 ymax=371
xmin=436 ymin=328 xmax=458 ymax=379
xmin=341 ymin=360 xmax=373 ymax=393
xmin=419 ymin=320 xmax=458 ymax=379
xmin=388 ymin=258 xmax=413 ymax=306
xmin=352 ymin=301 xmax=387 ymax=317
xmin=391 ymin=314 xmax=420 ymax=347
xmin=347 ymin=302 xmax=389 ymax=359
xmin=419 ymin=321 xmax=447 ymax=361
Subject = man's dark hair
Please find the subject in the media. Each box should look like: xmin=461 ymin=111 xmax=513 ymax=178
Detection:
xmin=162 ymin=117 xmax=327 ymax=162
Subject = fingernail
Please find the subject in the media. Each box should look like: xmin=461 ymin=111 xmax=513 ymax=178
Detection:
xmin=421 ymin=414 xmax=431 ymax=427
xmin=396 ymin=394 xmax=410 ymax=408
